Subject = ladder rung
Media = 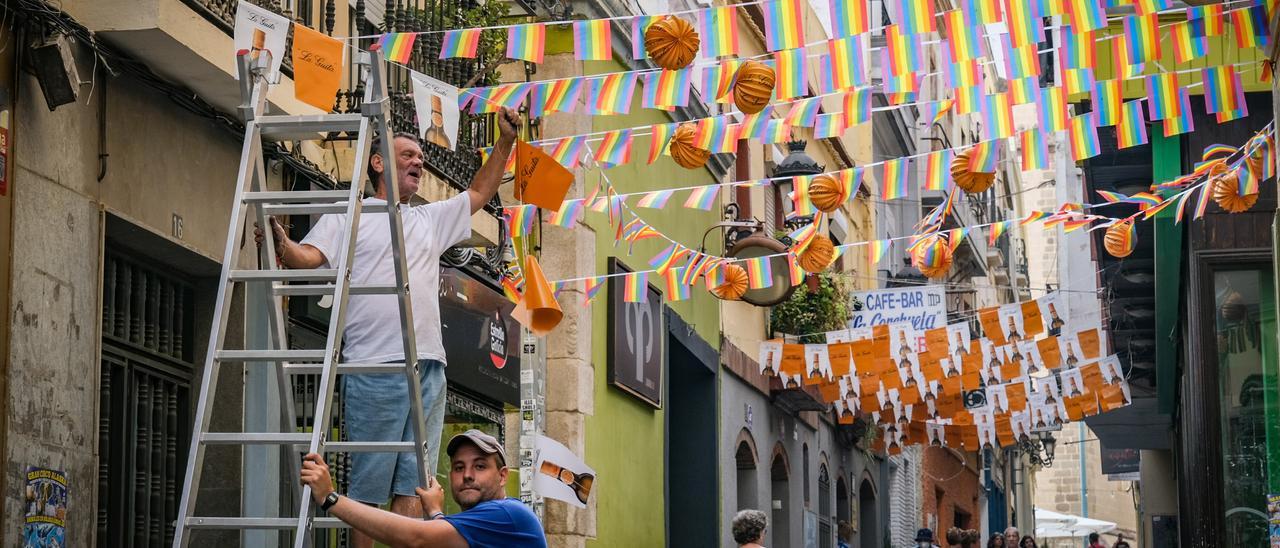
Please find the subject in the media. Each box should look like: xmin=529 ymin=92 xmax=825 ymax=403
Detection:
xmin=217 ymin=349 xmax=327 ymax=362
xmin=272 ymin=283 xmax=399 ymax=296
xmin=230 ymin=269 xmax=338 ymax=282
xmin=326 ymin=441 xmax=418 ymax=452
xmin=261 ymin=203 xmax=351 ymax=216
xmin=201 ymin=433 xmax=416 ymax=453
xmin=184 ymin=517 xmax=349 ymax=530
xmin=257 ymin=114 xmax=363 ymax=141
xmin=282 ymin=362 xmax=411 ymax=375
xmin=244 ymin=190 xmax=351 ymax=204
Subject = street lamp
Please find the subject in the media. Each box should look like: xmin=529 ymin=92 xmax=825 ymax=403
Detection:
xmin=1019 ymin=431 xmax=1057 ymax=468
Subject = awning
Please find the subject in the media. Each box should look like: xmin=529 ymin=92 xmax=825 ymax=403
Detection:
xmin=1034 ymin=508 xmax=1117 ymax=538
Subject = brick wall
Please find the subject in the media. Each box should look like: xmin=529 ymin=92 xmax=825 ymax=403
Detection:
xmin=920 ymin=447 xmax=984 ymax=539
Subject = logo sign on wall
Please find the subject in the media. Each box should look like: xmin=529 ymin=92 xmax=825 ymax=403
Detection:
xmin=848 ymin=286 xmax=947 ymax=332
xmin=607 ymin=259 xmax=664 ymax=408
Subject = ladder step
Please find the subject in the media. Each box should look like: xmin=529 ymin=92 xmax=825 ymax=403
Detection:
xmin=261 ymin=203 xmax=351 ymax=216
xmin=200 ymin=433 xmax=416 ymax=453
xmin=282 ymin=362 xmax=411 ymax=375
xmin=257 ymin=114 xmax=363 ymax=141
xmin=244 ymin=190 xmax=351 ymax=204
xmin=272 ymin=283 xmax=399 ymax=297
xmin=185 ymin=517 xmax=348 ymax=530
xmin=217 ymin=349 xmax=327 ymax=362
xmin=230 ymin=269 xmax=338 ymax=282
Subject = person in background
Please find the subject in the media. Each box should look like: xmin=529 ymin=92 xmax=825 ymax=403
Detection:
xmin=1019 ymin=535 xmax=1038 ymax=548
xmin=731 ymin=510 xmax=767 ymax=548
xmin=1087 ymin=532 xmax=1106 ymax=548
xmin=986 ymin=532 xmax=1005 ymax=548
xmin=837 ymin=520 xmax=854 ymax=548
xmin=913 ymin=528 xmax=940 ymax=548
xmin=1112 ymin=537 xmax=1131 ymax=548
xmin=1003 ymin=527 xmax=1019 ymax=547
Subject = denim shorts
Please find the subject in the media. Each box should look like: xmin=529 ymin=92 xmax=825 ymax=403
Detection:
xmin=343 ymin=358 xmax=446 ymax=503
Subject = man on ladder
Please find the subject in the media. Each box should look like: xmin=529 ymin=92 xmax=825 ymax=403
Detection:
xmin=258 ymin=107 xmax=520 ymax=548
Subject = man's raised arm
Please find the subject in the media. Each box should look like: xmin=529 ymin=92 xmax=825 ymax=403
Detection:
xmin=465 ymin=107 xmax=520 ymax=215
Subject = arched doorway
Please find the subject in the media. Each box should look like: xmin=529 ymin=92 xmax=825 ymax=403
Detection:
xmin=819 ymin=463 xmax=832 ymax=548
xmin=771 ymin=446 xmax=791 ymax=547
xmin=859 ymin=476 xmax=878 ymax=548
xmin=735 ymin=429 xmax=759 ymax=512
xmin=837 ymin=475 xmax=851 ymax=538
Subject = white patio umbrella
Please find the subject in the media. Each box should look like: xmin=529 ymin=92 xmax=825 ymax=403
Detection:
xmin=1034 ymin=508 xmax=1116 ymax=538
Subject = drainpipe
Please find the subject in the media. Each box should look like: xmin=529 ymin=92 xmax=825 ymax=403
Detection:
xmin=1080 ymin=421 xmax=1088 ymax=519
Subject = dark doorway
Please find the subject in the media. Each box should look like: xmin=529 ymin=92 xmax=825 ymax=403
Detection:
xmin=772 ymin=451 xmax=792 ymax=547
xmin=859 ymin=478 xmax=878 ymax=548
xmin=666 ymin=330 xmax=718 ymax=545
xmin=736 ymin=438 xmax=759 ymax=511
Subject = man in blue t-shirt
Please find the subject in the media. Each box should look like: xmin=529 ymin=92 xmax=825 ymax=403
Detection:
xmin=300 ymin=429 xmax=546 ymax=548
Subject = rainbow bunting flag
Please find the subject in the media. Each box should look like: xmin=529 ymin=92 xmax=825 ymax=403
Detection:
xmin=944 ymin=60 xmax=984 ymax=89
xmin=501 ymin=276 xmax=522 ymax=303
xmin=790 ymin=176 xmax=818 ymax=217
xmin=763 ymin=0 xmax=806 ymax=51
xmin=1241 ymin=163 xmax=1260 ymax=196
xmin=1172 ymin=188 xmax=1196 ymax=223
xmin=664 ymin=267 xmax=691 ymax=302
xmin=844 ymin=88 xmax=872 ymax=126
xmin=1069 ymin=115 xmax=1101 ymax=161
xmin=1021 ymin=131 xmax=1049 ymax=170
xmin=1061 ymin=67 xmax=1095 ymax=96
xmin=547 ymin=199 xmax=585 ymax=228
xmin=745 ymin=256 xmax=775 ymax=289
xmin=699 ymin=6 xmax=740 ymax=58
xmin=786 ymin=254 xmax=805 ymax=286
xmin=984 ymin=93 xmax=1015 ymax=139
xmin=867 ymin=239 xmax=890 ymax=266
xmin=1066 ymin=0 xmax=1105 ymax=32
xmin=1093 ymin=190 xmax=1128 ymax=204
xmin=649 ymin=243 xmax=691 ymax=275
xmin=881 ymin=158 xmax=910 ymax=200
xmin=1021 ymin=210 xmax=1049 ymax=225
xmin=827 ymin=37 xmax=867 ymax=91
xmin=1116 ymin=100 xmax=1149 ymax=149
xmin=968 ymin=140 xmax=999 ymax=173
xmin=740 ymin=107 xmax=775 ymax=140
xmin=830 ymin=0 xmax=870 ymax=37
xmin=988 ymin=220 xmax=1010 ymax=245
xmin=543 ymin=79 xmax=583 ymax=116
xmin=1203 ymin=66 xmax=1242 ymax=114
xmin=1092 ymin=79 xmax=1122 ymax=127
xmin=440 ymin=29 xmax=481 ymax=59
xmin=886 ymin=90 xmax=918 ymax=106
xmin=1134 ymin=0 xmax=1170 ymax=15
xmin=492 ymin=82 xmax=532 ymax=111
xmin=923 ymin=150 xmax=953 ymax=191
xmin=884 ymin=70 xmax=919 ymax=95
xmin=1216 ymin=102 xmax=1250 ymax=124
xmin=506 ymin=23 xmax=545 ymax=63
xmin=1123 ymin=14 xmax=1160 ymax=64
xmin=1039 ymin=85 xmax=1069 ymax=132
xmin=587 ymin=72 xmax=639 ymax=115
xmin=678 ymin=254 xmax=706 ymax=286
xmin=764 ymin=119 xmax=793 ymax=144
xmin=631 ymin=16 xmax=656 ymax=59
xmin=503 ymin=204 xmax=537 ymax=237
xmin=378 ymin=33 xmax=417 ymax=64
xmin=1232 ymin=3 xmax=1269 ymax=49
xmin=684 ymin=186 xmax=720 ymax=210
xmin=694 ymin=116 xmax=725 ymax=150
xmin=885 ymin=25 xmax=923 ymax=76
xmin=814 ymin=113 xmax=846 ymax=139
xmin=1170 ymin=20 xmax=1208 ymax=64
xmin=641 ymin=69 xmax=692 ymax=109
xmin=1060 ymin=27 xmax=1096 ymax=69
xmin=954 ymin=85 xmax=983 ymax=115
xmin=573 ymin=20 xmax=612 ymax=61
xmin=944 ymin=10 xmax=982 ymax=62
xmin=622 ymin=272 xmax=648 ymax=302
xmin=703 ymin=62 xmax=740 ymax=105
xmin=1189 ymin=4 xmax=1224 ymax=36
xmin=710 ymin=123 xmax=743 ymax=154
xmin=900 ymin=0 xmax=937 ymax=35
xmin=1111 ymin=36 xmax=1144 ymax=80
xmin=1193 ymin=182 xmax=1213 ymax=219
xmin=1005 ymin=0 xmax=1045 ymax=47
xmin=784 ymin=97 xmax=822 ymax=127
xmin=774 ymin=48 xmax=808 ymax=100
xmin=1003 ymin=41 xmax=1041 ymax=79
xmin=594 ymin=129 xmax=634 ymax=168
xmin=917 ymin=100 xmax=953 ymax=125
xmin=549 ymin=136 xmax=586 ymax=168
xmin=965 ymin=0 xmax=1004 ymax=25
xmin=1008 ymin=77 xmax=1038 ymax=105
xmin=648 ymin=123 xmax=676 ymax=164
xmin=636 ymin=189 xmax=675 ymax=209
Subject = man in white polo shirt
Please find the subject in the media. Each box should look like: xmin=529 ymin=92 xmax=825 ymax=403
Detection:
xmin=259 ymin=107 xmax=519 ymax=548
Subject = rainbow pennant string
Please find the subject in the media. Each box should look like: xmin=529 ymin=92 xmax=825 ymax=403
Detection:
xmin=665 ymin=268 xmax=691 ymax=302
xmin=1005 ymin=0 xmax=1044 ymax=48
xmin=1092 ymin=79 xmax=1122 ymax=127
xmin=830 ymin=0 xmax=869 ymax=37
xmin=1039 ymin=85 xmax=1069 ymax=132
xmin=594 ymin=129 xmax=634 ymax=168
xmin=774 ymin=48 xmax=808 ymax=100
xmin=954 ymin=85 xmax=983 ymax=115
xmin=944 ymin=10 xmax=982 ymax=62
xmin=918 ymin=100 xmax=953 ymax=125
xmin=589 ymin=73 xmax=639 ymax=115
xmin=636 ymin=189 xmax=675 ymax=209
xmin=631 ymin=16 xmax=656 ymax=59
xmin=699 ymin=6 xmax=740 ymax=58
xmin=549 ymin=136 xmax=586 ymax=169
xmin=1060 ymin=26 xmax=1096 ymax=70
xmin=503 ymin=204 xmax=537 ymax=238
xmin=827 ymin=37 xmax=867 ymax=91
xmin=649 ymin=243 xmax=691 ymax=275
xmin=1066 ymin=0 xmax=1104 ymax=32
xmin=1008 ymin=77 xmax=1038 ymax=105
xmin=968 ymin=140 xmax=998 ymax=173
xmin=987 ymin=220 xmax=1011 ymax=246
xmin=884 ymin=25 xmax=922 ymax=76
xmin=1232 ymin=3 xmax=1269 ymax=49
xmin=543 ymin=79 xmax=583 ymax=116
xmin=703 ymin=62 xmax=739 ymax=105
xmin=1123 ymin=14 xmax=1160 ymax=65
xmin=622 ymin=272 xmax=648 ymax=303
xmin=573 ymin=20 xmax=612 ymax=61
xmin=784 ymin=97 xmax=822 ymax=127
xmin=1134 ymin=0 xmax=1170 ymax=15
xmin=764 ymin=119 xmax=792 ymax=144
xmin=984 ymin=93 xmax=1015 ymax=139
xmin=378 ymin=33 xmax=416 ymax=64
xmin=790 ymin=176 xmax=818 ymax=217
xmin=923 ymin=150 xmax=952 ymax=191
xmin=1111 ymin=37 xmax=1144 ymax=80
xmin=1203 ymin=66 xmax=1242 ymax=114
xmin=684 ymin=186 xmax=720 ymax=210
xmin=814 ymin=113 xmax=847 ymax=139
xmin=1069 ymin=115 xmax=1101 ymax=161
xmin=740 ymin=107 xmax=774 ymax=140
xmin=745 ymin=257 xmax=775 ymax=289
xmin=1190 ymin=4 xmax=1224 ymax=36
xmin=1061 ymin=67 xmax=1095 ymax=96
xmin=1170 ymin=20 xmax=1208 ymax=64
xmin=785 ymin=254 xmax=805 ymax=286
xmin=844 ymin=88 xmax=871 ymax=126
xmin=547 ymin=199 xmax=585 ymax=228
xmin=1021 ymin=131 xmax=1049 ymax=171
xmin=944 ymin=60 xmax=984 ymax=89
xmin=440 ymin=29 xmax=481 ymax=59
xmin=1003 ymin=40 xmax=1041 ymax=79
xmin=900 ymin=0 xmax=937 ymax=35
xmin=882 ymin=158 xmax=910 ymax=200
xmin=867 ymin=239 xmax=890 ymax=266
xmin=965 ymin=0 xmax=1003 ymax=25
xmin=647 ymin=123 xmax=676 ymax=164
xmin=506 ymin=23 xmax=545 ymax=64
xmin=1116 ymin=100 xmax=1149 ymax=149
xmin=763 ymin=0 xmax=806 ymax=51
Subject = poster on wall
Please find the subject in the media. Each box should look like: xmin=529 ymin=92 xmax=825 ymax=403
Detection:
xmin=533 ymin=434 xmax=596 ymax=509
xmin=848 ymin=285 xmax=946 ymax=331
xmin=23 ymin=467 xmax=66 ymax=548
xmin=233 ymin=0 xmax=289 ymax=81
xmin=607 ymin=259 xmax=665 ymax=408
xmin=410 ymin=71 xmax=461 ymax=150
xmin=1268 ymin=493 xmax=1280 ymax=546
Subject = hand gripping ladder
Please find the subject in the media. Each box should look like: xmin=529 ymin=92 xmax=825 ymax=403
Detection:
xmin=172 ymin=50 xmax=433 ymax=547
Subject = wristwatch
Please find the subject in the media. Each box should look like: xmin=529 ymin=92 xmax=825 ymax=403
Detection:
xmin=320 ymin=492 xmax=340 ymax=511
xmin=429 ymin=512 xmax=446 ymax=520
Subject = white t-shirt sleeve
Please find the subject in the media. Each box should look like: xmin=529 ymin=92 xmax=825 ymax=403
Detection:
xmin=299 ymin=214 xmax=343 ymax=268
xmin=416 ymin=193 xmax=472 ymax=251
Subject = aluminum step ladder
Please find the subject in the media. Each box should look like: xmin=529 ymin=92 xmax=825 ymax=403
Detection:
xmin=172 ymin=49 xmax=432 ymax=547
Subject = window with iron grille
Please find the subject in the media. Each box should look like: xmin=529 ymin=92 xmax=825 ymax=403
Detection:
xmin=97 ymin=251 xmax=195 ymax=547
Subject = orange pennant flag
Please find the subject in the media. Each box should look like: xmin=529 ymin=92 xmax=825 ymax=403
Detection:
xmin=291 ymin=23 xmax=345 ymax=111
xmin=515 ymin=140 xmax=574 ymax=211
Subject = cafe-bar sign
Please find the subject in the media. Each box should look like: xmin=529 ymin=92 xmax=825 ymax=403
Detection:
xmin=848 ymin=286 xmax=946 ymax=331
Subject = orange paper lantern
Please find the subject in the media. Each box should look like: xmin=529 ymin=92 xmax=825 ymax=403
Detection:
xmin=799 ymin=234 xmax=836 ymax=273
xmin=1210 ymin=163 xmax=1259 ymax=213
xmin=808 ymin=174 xmax=847 ymax=213
xmin=911 ymin=234 xmax=954 ymax=279
xmin=732 ymin=60 xmax=776 ymax=115
xmin=711 ymin=263 xmax=749 ymax=300
xmin=950 ymin=150 xmax=996 ymax=194
xmin=1103 ymin=219 xmax=1136 ymax=258
xmin=669 ymin=122 xmax=711 ymax=169
xmin=645 ymin=16 xmax=700 ymax=70
xmin=509 ymin=255 xmax=563 ymax=336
